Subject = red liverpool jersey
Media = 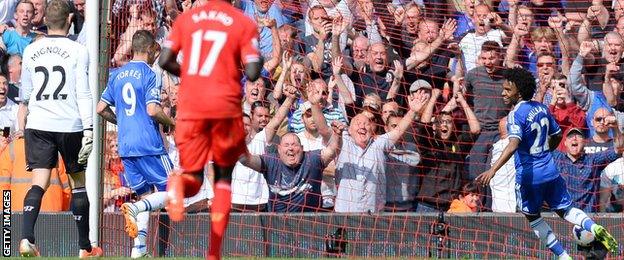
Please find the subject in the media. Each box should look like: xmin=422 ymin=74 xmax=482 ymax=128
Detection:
xmin=164 ymin=1 xmax=260 ymax=119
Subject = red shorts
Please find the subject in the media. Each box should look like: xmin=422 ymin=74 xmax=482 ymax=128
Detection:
xmin=175 ymin=118 xmax=247 ymax=171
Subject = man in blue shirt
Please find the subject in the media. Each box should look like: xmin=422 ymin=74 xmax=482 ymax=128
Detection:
xmin=1 ymin=1 xmax=37 ymax=56
xmin=477 ymin=67 xmax=619 ymax=259
xmin=553 ymin=127 xmax=623 ymax=212
xmin=96 ymin=30 xmax=175 ymax=258
xmin=239 ymin=129 xmax=343 ymax=212
xmin=237 ymin=0 xmax=288 ymax=57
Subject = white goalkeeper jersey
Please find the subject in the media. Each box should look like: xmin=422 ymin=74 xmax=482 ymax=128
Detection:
xmin=19 ymin=35 xmax=92 ymax=133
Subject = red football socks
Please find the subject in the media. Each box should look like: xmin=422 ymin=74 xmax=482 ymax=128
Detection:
xmin=207 ymin=181 xmax=232 ymax=260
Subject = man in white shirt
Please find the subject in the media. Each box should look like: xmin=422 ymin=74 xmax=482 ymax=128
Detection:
xmin=489 ymin=117 xmax=517 ymax=212
xmin=459 ymin=3 xmax=506 ymax=71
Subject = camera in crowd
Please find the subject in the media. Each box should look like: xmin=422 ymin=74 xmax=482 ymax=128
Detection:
xmin=325 ymin=227 xmax=348 ymax=257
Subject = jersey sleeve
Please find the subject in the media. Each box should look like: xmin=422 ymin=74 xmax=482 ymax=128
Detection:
xmin=100 ymin=77 xmax=115 ymax=106
xmin=75 ymin=46 xmax=93 ymax=129
xmin=507 ymin=110 xmax=523 ymax=141
xmin=19 ymin=49 xmax=33 ymax=104
xmin=162 ymin=14 xmax=183 ymax=52
xmin=239 ymin=19 xmax=261 ymax=65
xmin=144 ymin=71 xmax=161 ymax=105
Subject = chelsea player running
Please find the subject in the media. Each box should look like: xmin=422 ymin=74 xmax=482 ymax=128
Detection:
xmin=476 ymin=67 xmax=618 ymax=259
xmin=97 ymin=30 xmax=175 ymax=258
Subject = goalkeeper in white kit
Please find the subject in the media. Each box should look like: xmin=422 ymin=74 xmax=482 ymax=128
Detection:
xmin=17 ymin=0 xmax=102 ymax=257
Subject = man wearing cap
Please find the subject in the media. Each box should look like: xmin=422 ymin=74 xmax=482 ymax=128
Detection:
xmin=409 ymin=79 xmax=433 ymax=97
xmin=288 ymin=79 xmax=347 ymax=133
xmin=552 ymin=121 xmax=624 ymax=213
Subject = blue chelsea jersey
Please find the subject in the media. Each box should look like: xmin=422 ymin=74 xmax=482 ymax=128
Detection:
xmin=507 ymin=100 xmax=562 ymax=185
xmin=101 ymin=61 xmax=166 ymax=157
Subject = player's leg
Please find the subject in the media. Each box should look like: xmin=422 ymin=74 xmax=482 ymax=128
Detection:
xmin=207 ymin=118 xmax=248 ymax=260
xmin=549 ymin=177 xmax=619 ymax=253
xmin=20 ymin=169 xmax=50 ymax=257
xmin=130 ymin=154 xmax=172 ymax=215
xmin=167 ymin=119 xmax=209 ymax=221
xmin=517 ymin=182 xmax=571 ymax=259
xmin=58 ymin=132 xmax=103 ymax=258
xmin=208 ymin=164 xmax=234 ymax=260
xmin=20 ymin=129 xmax=56 ymax=257
xmin=121 ymin=155 xmax=172 ymax=258
xmin=119 ymin=157 xmax=151 ymax=240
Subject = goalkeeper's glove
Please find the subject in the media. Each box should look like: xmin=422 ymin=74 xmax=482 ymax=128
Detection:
xmin=77 ymin=128 xmax=93 ymax=165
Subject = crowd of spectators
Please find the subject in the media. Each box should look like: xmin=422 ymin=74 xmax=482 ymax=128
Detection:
xmin=1 ymin=0 xmax=624 ymax=215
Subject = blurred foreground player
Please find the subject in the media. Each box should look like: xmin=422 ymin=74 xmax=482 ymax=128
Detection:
xmin=476 ymin=68 xmax=619 ymax=259
xmin=97 ymin=30 xmax=176 ymax=258
xmin=158 ymin=0 xmax=263 ymax=259
xmin=17 ymin=0 xmax=103 ymax=257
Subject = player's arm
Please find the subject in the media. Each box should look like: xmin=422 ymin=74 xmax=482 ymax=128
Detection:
xmin=76 ymin=48 xmax=94 ymax=130
xmin=75 ymin=47 xmax=95 ymax=164
xmin=476 ymin=137 xmax=520 ymax=186
xmin=96 ymin=101 xmax=117 ymax=124
xmin=547 ymin=110 xmax=563 ymax=151
xmin=159 ymin=17 xmax=183 ymax=77
xmin=144 ymin=71 xmax=175 ymax=126
xmin=477 ymin=114 xmax=523 ymax=185
xmin=147 ymin=103 xmax=175 ymax=127
xmin=97 ymin=81 xmax=118 ymax=124
xmin=17 ymin=102 xmax=27 ymax=133
xmin=240 ymin=20 xmax=264 ymax=82
xmin=245 ymin=57 xmax=264 ymax=82
xmin=158 ymin=48 xmax=181 ymax=77
xmin=548 ymin=133 xmax=562 ymax=152
xmin=17 ymin=51 xmax=34 ymax=135
xmin=238 ymin=153 xmax=262 ymax=172
xmin=491 ymin=137 xmax=520 ymax=173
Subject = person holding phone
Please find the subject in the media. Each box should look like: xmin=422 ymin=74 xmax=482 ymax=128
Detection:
xmin=0 ymin=73 xmax=18 ymax=141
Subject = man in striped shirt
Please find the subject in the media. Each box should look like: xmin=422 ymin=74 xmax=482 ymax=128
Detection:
xmin=289 ymin=79 xmax=347 ymax=133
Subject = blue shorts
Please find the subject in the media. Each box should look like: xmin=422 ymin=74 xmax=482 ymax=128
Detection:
xmin=121 ymin=154 xmax=173 ymax=195
xmin=516 ymin=176 xmax=572 ymax=216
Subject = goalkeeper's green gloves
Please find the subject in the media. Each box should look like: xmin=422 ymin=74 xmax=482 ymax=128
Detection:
xmin=77 ymin=128 xmax=93 ymax=165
